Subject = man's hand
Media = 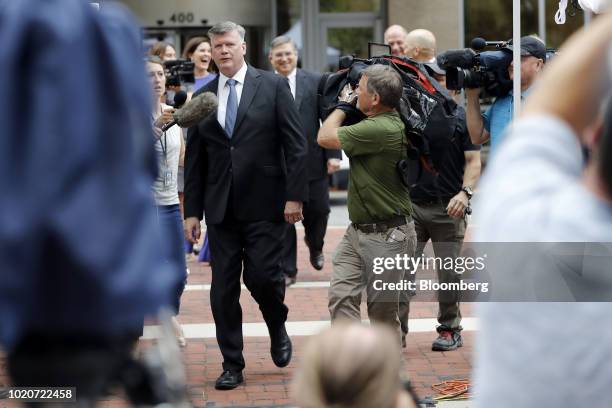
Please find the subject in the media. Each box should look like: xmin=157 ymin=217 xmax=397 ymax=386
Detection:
xmin=152 ymin=126 xmax=163 ymax=141
xmin=284 ymin=201 xmax=304 ymax=224
xmin=327 ymin=158 xmax=342 ymax=174
xmin=338 ymin=83 xmax=358 ymax=105
xmin=447 ymin=192 xmax=469 ymax=218
xmin=184 ymin=217 xmax=201 ymax=244
xmin=154 ymin=107 xmax=175 ymax=129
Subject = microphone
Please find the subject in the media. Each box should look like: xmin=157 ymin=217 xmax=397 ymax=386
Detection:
xmin=471 ymin=37 xmax=487 ymax=51
xmin=436 ymin=48 xmax=477 ymax=70
xmin=161 ymin=91 xmax=218 ymax=132
xmin=470 ymin=37 xmax=507 ymax=51
xmin=172 ymin=90 xmax=188 ymax=108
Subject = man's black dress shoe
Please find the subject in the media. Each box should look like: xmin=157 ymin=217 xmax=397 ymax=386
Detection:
xmin=304 ymin=237 xmax=325 ymax=270
xmin=215 ymin=369 xmax=244 ymax=390
xmin=270 ymin=325 xmax=292 ymax=367
xmin=284 ymin=275 xmax=297 ymax=287
xmin=310 ymin=251 xmax=324 ymax=270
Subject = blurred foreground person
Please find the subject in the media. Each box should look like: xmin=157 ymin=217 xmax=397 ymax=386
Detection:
xmin=474 ymin=12 xmax=612 ymax=408
xmin=0 ymin=0 xmax=179 ymax=404
xmin=294 ymin=323 xmax=419 ymax=408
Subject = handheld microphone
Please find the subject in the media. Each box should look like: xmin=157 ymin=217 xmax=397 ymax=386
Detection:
xmin=162 ymin=92 xmax=218 ymax=132
xmin=436 ymin=48 xmax=477 ymax=70
xmin=172 ymin=90 xmax=188 ymax=109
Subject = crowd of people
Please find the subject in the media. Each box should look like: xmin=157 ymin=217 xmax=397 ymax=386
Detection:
xmin=1 ymin=0 xmax=612 ymax=406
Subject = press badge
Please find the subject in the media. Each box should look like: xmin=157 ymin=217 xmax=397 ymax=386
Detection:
xmin=163 ymin=170 xmax=173 ymax=188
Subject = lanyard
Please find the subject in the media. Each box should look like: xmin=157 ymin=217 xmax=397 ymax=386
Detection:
xmin=152 ymin=104 xmax=168 ymax=164
xmin=159 ymin=131 xmax=168 ymax=165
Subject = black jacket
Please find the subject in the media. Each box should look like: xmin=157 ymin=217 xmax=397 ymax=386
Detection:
xmin=184 ymin=65 xmax=308 ymax=224
xmin=294 ymin=69 xmax=342 ymax=181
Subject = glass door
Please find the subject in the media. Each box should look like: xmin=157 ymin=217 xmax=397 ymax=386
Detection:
xmin=318 ymin=13 xmax=381 ymax=72
xmin=323 ymin=26 xmax=374 ymax=71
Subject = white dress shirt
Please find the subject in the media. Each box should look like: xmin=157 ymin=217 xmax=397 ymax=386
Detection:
xmin=286 ymin=68 xmax=297 ymax=99
xmin=275 ymin=68 xmax=297 ymax=99
xmin=217 ymin=62 xmax=248 ymax=130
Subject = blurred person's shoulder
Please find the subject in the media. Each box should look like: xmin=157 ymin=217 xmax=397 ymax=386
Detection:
xmin=475 ymin=114 xmax=612 ymax=242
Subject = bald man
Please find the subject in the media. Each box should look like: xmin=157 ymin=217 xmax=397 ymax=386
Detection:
xmin=405 ymin=29 xmax=437 ymax=62
xmin=384 ymin=24 xmax=408 ymax=57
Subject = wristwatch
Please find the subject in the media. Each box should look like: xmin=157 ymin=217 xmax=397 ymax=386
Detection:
xmin=461 ymin=186 xmax=474 ymax=200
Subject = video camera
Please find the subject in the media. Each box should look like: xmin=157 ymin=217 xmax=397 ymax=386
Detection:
xmin=436 ymin=38 xmax=513 ymax=97
xmin=163 ymin=59 xmax=195 ymax=87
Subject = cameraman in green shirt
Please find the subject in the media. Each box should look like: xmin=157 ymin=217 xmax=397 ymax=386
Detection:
xmin=318 ymin=64 xmax=416 ymax=338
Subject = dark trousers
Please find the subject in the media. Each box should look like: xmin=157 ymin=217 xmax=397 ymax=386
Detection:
xmin=281 ymin=177 xmax=330 ymax=277
xmin=207 ymin=212 xmax=288 ymax=371
xmin=399 ymin=202 xmax=466 ymax=337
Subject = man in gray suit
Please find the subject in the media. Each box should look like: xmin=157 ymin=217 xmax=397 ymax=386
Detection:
xmin=268 ymin=35 xmax=342 ymax=286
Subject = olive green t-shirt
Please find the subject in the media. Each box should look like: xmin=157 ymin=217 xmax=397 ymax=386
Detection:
xmin=337 ymin=111 xmax=413 ymax=224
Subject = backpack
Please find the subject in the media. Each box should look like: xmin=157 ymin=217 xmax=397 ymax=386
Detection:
xmin=317 ymin=55 xmax=459 ymax=187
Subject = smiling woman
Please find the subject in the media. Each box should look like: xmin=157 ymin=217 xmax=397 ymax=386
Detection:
xmin=182 ymin=36 xmax=218 ymax=92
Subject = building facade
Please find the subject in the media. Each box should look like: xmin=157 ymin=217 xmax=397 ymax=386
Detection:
xmin=106 ymin=0 xmax=587 ymax=72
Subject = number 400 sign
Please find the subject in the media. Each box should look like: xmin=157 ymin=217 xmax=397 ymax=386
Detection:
xmin=169 ymin=12 xmax=195 ymax=24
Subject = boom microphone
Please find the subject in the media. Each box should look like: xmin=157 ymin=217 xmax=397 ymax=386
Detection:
xmin=162 ymin=91 xmax=218 ymax=132
xmin=471 ymin=37 xmax=487 ymax=51
xmin=436 ymin=48 xmax=477 ymax=70
xmin=471 ymin=37 xmax=508 ymax=51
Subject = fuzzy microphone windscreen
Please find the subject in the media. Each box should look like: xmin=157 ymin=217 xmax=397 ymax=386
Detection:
xmin=173 ymin=91 xmax=218 ymax=128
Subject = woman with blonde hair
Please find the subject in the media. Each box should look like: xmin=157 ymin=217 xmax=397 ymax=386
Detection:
xmin=294 ymin=323 xmax=419 ymax=408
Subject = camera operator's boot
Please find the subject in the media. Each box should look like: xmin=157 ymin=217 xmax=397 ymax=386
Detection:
xmin=432 ymin=330 xmax=463 ymax=351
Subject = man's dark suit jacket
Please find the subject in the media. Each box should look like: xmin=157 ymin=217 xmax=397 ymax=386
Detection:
xmin=184 ymin=65 xmax=308 ymax=224
xmin=295 ymin=69 xmax=342 ymax=181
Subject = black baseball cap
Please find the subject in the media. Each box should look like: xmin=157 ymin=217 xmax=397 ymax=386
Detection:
xmin=424 ymin=58 xmax=446 ymax=76
xmin=505 ymin=36 xmax=547 ymax=61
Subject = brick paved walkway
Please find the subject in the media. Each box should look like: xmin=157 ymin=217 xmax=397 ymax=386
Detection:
xmin=0 ymin=226 xmax=477 ymax=407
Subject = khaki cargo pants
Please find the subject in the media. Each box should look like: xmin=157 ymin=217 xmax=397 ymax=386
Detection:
xmin=399 ymin=202 xmax=466 ymax=339
xmin=328 ymin=220 xmax=417 ymax=338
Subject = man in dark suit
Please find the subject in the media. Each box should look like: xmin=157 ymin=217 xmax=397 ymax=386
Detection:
xmin=268 ymin=35 xmax=342 ymax=286
xmin=183 ymin=22 xmax=308 ymax=390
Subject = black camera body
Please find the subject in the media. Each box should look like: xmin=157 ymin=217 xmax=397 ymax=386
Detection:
xmin=437 ymin=42 xmax=513 ymax=98
xmin=163 ymin=59 xmax=195 ymax=87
